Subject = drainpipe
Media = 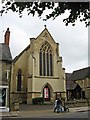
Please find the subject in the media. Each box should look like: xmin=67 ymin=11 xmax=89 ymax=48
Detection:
xmin=8 ymin=66 xmax=11 ymax=112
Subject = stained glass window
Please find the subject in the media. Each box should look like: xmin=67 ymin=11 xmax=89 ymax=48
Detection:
xmin=39 ymin=52 xmax=42 ymax=76
xmin=17 ymin=69 xmax=22 ymax=91
xmin=39 ymin=41 xmax=53 ymax=76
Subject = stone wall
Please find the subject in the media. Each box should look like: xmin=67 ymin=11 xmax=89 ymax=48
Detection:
xmin=65 ymin=99 xmax=90 ymax=108
xmin=10 ymin=92 xmax=27 ymax=104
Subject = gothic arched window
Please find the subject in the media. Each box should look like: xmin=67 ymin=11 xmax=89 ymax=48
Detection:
xmin=39 ymin=41 xmax=53 ymax=76
xmin=17 ymin=69 xmax=22 ymax=91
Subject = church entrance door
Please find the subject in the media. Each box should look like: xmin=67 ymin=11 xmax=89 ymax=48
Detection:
xmin=43 ymin=85 xmax=50 ymax=101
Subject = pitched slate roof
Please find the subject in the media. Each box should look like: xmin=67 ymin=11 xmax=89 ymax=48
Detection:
xmin=66 ymin=67 xmax=90 ymax=90
xmin=69 ymin=67 xmax=90 ymax=81
xmin=0 ymin=43 xmax=12 ymax=62
xmin=66 ymin=73 xmax=77 ymax=90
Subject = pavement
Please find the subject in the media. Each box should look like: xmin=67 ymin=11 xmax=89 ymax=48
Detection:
xmin=0 ymin=105 xmax=90 ymax=118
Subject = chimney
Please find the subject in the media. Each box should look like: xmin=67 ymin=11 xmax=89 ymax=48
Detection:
xmin=4 ymin=28 xmax=10 ymax=45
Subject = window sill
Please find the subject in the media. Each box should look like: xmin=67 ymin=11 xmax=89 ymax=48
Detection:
xmin=34 ymin=75 xmax=59 ymax=79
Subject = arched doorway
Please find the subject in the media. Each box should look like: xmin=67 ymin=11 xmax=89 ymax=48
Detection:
xmin=43 ymin=85 xmax=50 ymax=101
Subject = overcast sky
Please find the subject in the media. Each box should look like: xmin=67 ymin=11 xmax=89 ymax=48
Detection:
xmin=0 ymin=8 xmax=88 ymax=73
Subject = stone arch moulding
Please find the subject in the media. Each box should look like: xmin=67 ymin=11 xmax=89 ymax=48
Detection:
xmin=41 ymin=83 xmax=53 ymax=91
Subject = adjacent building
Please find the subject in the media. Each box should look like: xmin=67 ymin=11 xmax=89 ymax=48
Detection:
xmin=0 ymin=28 xmax=12 ymax=111
xmin=66 ymin=67 xmax=90 ymax=100
xmin=66 ymin=73 xmax=82 ymax=100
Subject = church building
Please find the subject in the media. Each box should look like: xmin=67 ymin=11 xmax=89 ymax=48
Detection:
xmin=10 ymin=26 xmax=66 ymax=104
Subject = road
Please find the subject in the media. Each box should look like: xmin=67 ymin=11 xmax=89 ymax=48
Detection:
xmin=2 ymin=111 xmax=89 ymax=120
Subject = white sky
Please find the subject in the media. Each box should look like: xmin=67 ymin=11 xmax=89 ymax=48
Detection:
xmin=0 ymin=8 xmax=88 ymax=73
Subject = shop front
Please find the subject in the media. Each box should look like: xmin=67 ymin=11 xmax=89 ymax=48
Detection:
xmin=0 ymin=86 xmax=9 ymax=111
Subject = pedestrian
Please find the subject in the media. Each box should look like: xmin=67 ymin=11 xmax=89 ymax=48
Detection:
xmin=54 ymin=98 xmax=58 ymax=112
xmin=57 ymin=98 xmax=62 ymax=113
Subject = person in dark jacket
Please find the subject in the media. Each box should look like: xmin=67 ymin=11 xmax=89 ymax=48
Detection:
xmin=57 ymin=98 xmax=62 ymax=113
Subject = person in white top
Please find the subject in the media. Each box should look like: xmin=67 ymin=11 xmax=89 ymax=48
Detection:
xmin=54 ymin=98 xmax=58 ymax=112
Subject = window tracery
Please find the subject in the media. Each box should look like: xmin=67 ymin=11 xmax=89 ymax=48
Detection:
xmin=39 ymin=42 xmax=53 ymax=76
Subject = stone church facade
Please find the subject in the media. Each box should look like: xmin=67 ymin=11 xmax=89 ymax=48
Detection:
xmin=10 ymin=27 xmax=66 ymax=104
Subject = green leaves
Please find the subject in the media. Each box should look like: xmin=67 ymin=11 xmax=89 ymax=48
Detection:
xmin=0 ymin=1 xmax=89 ymax=27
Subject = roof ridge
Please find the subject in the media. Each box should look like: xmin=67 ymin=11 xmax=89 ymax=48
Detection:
xmin=73 ymin=66 xmax=90 ymax=72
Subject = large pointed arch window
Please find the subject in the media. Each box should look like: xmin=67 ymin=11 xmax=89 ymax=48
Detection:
xmin=17 ymin=69 xmax=22 ymax=91
xmin=39 ymin=41 xmax=53 ymax=76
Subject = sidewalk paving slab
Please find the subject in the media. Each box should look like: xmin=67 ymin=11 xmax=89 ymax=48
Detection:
xmin=0 ymin=111 xmax=19 ymax=117
xmin=0 ymin=106 xmax=90 ymax=118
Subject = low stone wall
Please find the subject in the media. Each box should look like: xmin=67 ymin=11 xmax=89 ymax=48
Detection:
xmin=10 ymin=92 xmax=27 ymax=111
xmin=10 ymin=92 xmax=27 ymax=104
xmin=11 ymin=102 xmax=19 ymax=111
xmin=65 ymin=99 xmax=90 ymax=108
